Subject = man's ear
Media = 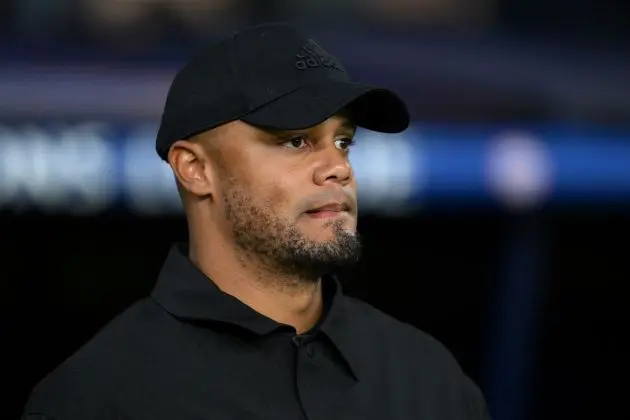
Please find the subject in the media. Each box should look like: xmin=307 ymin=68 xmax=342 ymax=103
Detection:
xmin=167 ymin=139 xmax=214 ymax=197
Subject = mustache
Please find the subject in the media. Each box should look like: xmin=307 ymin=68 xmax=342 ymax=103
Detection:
xmin=300 ymin=189 xmax=357 ymax=213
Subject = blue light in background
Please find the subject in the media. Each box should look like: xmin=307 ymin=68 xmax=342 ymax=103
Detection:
xmin=0 ymin=121 xmax=629 ymax=214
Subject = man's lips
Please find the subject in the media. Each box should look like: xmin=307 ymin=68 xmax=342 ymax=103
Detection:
xmin=305 ymin=202 xmax=352 ymax=219
xmin=306 ymin=202 xmax=350 ymax=213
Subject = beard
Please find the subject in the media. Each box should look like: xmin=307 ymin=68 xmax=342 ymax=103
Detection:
xmin=220 ymin=177 xmax=361 ymax=282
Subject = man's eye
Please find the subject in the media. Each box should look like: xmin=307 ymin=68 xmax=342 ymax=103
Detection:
xmin=283 ymin=136 xmax=308 ymax=149
xmin=334 ymin=138 xmax=355 ymax=151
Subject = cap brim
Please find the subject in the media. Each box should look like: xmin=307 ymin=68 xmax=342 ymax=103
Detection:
xmin=241 ymin=81 xmax=409 ymax=133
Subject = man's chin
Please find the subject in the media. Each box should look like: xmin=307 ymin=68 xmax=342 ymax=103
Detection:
xmin=301 ymin=219 xmax=356 ymax=238
xmin=303 ymin=229 xmax=356 ymax=245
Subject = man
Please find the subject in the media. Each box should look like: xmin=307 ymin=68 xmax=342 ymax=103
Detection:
xmin=22 ymin=23 xmax=490 ymax=419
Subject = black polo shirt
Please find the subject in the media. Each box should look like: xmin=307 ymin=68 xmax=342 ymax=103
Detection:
xmin=23 ymin=244 xmax=490 ymax=420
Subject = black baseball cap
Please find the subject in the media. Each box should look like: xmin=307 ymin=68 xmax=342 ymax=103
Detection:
xmin=156 ymin=22 xmax=410 ymax=160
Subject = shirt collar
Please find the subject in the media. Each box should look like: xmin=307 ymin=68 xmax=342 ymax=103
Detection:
xmin=150 ymin=244 xmax=362 ymax=379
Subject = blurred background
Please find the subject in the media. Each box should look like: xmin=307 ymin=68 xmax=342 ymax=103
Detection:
xmin=1 ymin=1 xmax=629 ymax=419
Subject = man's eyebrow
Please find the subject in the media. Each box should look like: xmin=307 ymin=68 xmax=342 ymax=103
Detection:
xmin=253 ymin=126 xmax=294 ymax=141
xmin=338 ymin=121 xmax=357 ymax=134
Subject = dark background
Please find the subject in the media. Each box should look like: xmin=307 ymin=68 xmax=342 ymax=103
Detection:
xmin=2 ymin=0 xmax=630 ymax=419
xmin=4 ymin=209 xmax=628 ymax=419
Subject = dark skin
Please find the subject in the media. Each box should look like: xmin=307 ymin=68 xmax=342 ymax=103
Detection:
xmin=167 ymin=114 xmax=359 ymax=333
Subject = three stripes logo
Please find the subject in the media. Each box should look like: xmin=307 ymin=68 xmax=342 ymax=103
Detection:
xmin=294 ymin=40 xmax=345 ymax=72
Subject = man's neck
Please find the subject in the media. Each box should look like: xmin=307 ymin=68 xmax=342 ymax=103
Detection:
xmin=189 ymin=239 xmax=324 ymax=334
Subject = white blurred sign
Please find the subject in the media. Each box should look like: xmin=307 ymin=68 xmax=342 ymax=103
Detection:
xmin=0 ymin=123 xmax=117 ymax=213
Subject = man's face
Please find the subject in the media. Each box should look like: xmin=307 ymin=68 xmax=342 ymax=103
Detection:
xmin=209 ymin=115 xmax=361 ymax=279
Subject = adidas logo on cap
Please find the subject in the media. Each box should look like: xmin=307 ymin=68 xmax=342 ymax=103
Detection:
xmin=294 ymin=40 xmax=345 ymax=72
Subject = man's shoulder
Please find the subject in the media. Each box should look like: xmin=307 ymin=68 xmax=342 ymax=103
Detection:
xmin=343 ymin=295 xmax=462 ymax=370
xmin=342 ymin=296 xmax=491 ymax=418
xmin=23 ymin=298 xmax=165 ymax=418
xmin=343 ymin=295 xmax=446 ymax=346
